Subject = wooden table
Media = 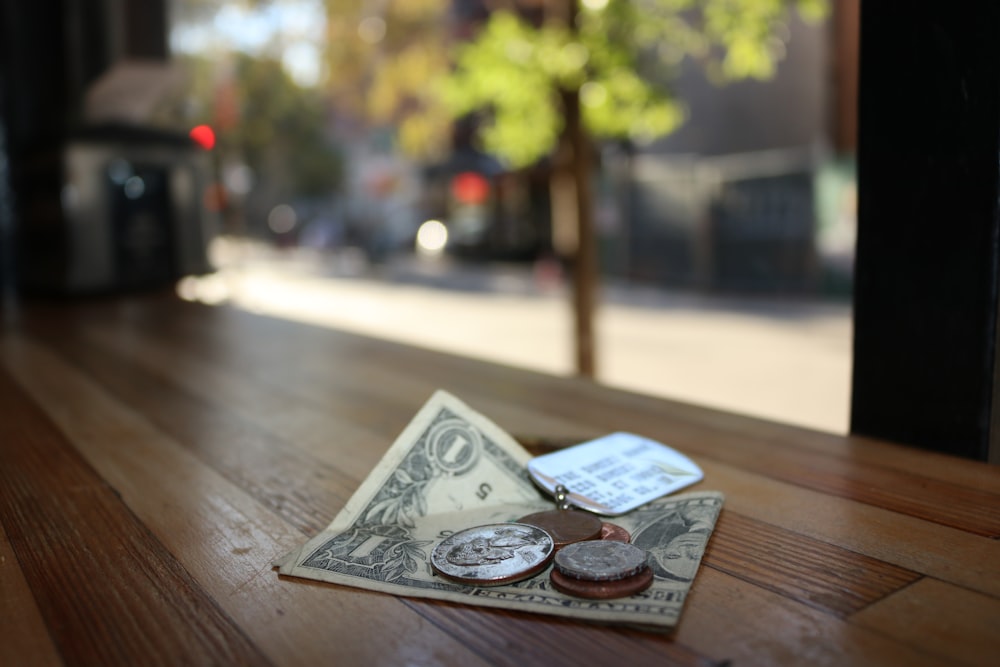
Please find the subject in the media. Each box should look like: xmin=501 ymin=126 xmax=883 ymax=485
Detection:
xmin=2 ymin=294 xmax=998 ymax=667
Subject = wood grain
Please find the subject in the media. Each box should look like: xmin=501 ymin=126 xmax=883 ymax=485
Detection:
xmin=4 ymin=295 xmax=999 ymax=667
xmin=849 ymin=578 xmax=1000 ymax=667
xmin=0 ymin=335 xmax=493 ymax=667
xmin=76 ymin=319 xmax=408 ymax=484
xmin=403 ymin=599 xmax=712 ymax=667
xmin=704 ymin=512 xmax=921 ymax=617
xmin=113 ymin=299 xmax=1000 ymax=537
xmin=0 ymin=367 xmax=272 ymax=666
xmin=677 ymin=568 xmax=954 ymax=667
xmin=697 ymin=459 xmax=1000 ymax=598
xmin=162 ymin=304 xmax=1000 ymax=560
xmin=16 ymin=327 xmax=356 ymax=536
xmin=0 ymin=520 xmax=62 ymax=667
xmin=426 ymin=376 xmax=1000 ymax=537
xmin=23 ymin=300 xmax=1000 ymax=591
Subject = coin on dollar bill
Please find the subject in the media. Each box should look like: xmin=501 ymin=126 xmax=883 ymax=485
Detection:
xmin=550 ymin=566 xmax=654 ymax=599
xmin=516 ymin=510 xmax=602 ymax=550
xmin=430 ymin=523 xmax=555 ymax=586
xmin=554 ymin=540 xmax=648 ymax=581
xmin=599 ymin=522 xmax=631 ymax=543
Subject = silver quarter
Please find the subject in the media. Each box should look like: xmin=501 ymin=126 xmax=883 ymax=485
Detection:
xmin=431 ymin=523 xmax=555 ymax=586
xmin=554 ymin=540 xmax=649 ymax=581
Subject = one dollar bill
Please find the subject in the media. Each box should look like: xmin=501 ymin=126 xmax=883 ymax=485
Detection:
xmin=275 ymin=390 xmax=724 ymax=631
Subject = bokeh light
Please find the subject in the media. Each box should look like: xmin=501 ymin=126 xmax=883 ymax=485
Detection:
xmin=416 ymin=219 xmax=448 ymax=255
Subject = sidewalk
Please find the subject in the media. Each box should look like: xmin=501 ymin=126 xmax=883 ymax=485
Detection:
xmin=179 ymin=242 xmax=852 ymax=434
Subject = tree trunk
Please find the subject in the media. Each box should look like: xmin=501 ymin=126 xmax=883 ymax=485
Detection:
xmin=566 ymin=0 xmax=598 ymax=378
xmin=562 ymin=88 xmax=598 ymax=378
xmin=545 ymin=0 xmax=598 ymax=377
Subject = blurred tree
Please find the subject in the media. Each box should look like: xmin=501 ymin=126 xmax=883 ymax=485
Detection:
xmin=322 ymin=0 xmax=452 ymax=159
xmin=444 ymin=0 xmax=827 ymax=167
xmin=237 ymin=54 xmax=342 ymax=193
xmin=179 ymin=51 xmax=343 ymax=233
xmin=172 ymin=1 xmax=827 ymax=372
xmin=171 ymin=1 xmax=344 ymax=235
xmin=440 ymin=0 xmax=828 ymax=376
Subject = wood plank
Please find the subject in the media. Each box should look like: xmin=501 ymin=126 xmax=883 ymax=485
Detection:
xmin=705 ymin=512 xmax=920 ymax=617
xmin=15 ymin=326 xmax=358 ymax=537
xmin=0 ymin=366 xmax=272 ymax=666
xmin=456 ymin=374 xmax=1000 ymax=541
xmin=30 ymin=307 xmax=600 ymax=527
xmin=850 ymin=578 xmax=1000 ymax=667
xmin=696 ymin=460 xmax=1000 ymax=599
xmin=675 ymin=568 xmax=953 ymax=667
xmin=117 ymin=307 xmax=587 ymax=443
xmin=32 ymin=296 xmax=1000 ymax=492
xmin=5 ymin=296 xmax=998 ymax=665
xmin=552 ymin=375 xmax=1000 ymax=493
xmin=52 ymin=304 xmax=996 ymax=579
xmin=76 ymin=320 xmax=409 ymax=485
xmin=52 ymin=306 xmax=1000 ymax=615
xmin=288 ymin=315 xmax=1000 ymax=489
xmin=129 ymin=301 xmax=1000 ymax=534
xmin=657 ymin=423 xmax=1000 ymax=538
xmin=21 ymin=313 xmax=725 ymax=663
xmin=0 ymin=335 xmax=494 ymax=667
xmin=362 ymin=356 xmax=1000 ymax=536
xmin=402 ymin=599 xmax=710 ymax=667
xmin=678 ymin=429 xmax=1000 ymax=537
xmin=293 ymin=343 xmax=1000 ymax=537
xmin=418 ymin=375 xmax=1000 ymax=537
xmin=0 ymin=520 xmax=62 ymax=667
xmin=78 ymin=307 xmax=926 ymax=615
xmin=76 ymin=315 xmax=600 ymax=489
xmin=64 ymin=302 xmax=1000 ymax=595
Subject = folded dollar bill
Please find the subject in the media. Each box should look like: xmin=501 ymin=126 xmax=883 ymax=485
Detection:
xmin=275 ymin=390 xmax=723 ymax=631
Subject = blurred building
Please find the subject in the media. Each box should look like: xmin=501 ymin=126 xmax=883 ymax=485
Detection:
xmin=0 ymin=0 xmax=858 ymax=296
xmin=444 ymin=0 xmax=859 ymax=296
xmin=608 ymin=2 xmax=859 ymax=295
xmin=0 ymin=0 xmax=215 ymax=295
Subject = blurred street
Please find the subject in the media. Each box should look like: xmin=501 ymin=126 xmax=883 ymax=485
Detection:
xmin=180 ymin=239 xmax=852 ymax=434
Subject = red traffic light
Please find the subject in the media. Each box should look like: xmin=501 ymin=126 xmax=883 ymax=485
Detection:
xmin=189 ymin=124 xmax=216 ymax=150
xmin=451 ymin=171 xmax=490 ymax=205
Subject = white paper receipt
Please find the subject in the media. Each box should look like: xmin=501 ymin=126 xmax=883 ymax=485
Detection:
xmin=526 ymin=432 xmax=704 ymax=516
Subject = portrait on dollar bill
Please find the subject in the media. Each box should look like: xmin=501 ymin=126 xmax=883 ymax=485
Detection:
xmin=631 ymin=497 xmax=720 ymax=583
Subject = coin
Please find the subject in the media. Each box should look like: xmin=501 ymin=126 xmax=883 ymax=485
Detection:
xmin=599 ymin=522 xmax=631 ymax=543
xmin=430 ymin=523 xmax=554 ymax=587
xmin=516 ymin=510 xmax=602 ymax=550
xmin=554 ymin=540 xmax=648 ymax=581
xmin=550 ymin=566 xmax=654 ymax=599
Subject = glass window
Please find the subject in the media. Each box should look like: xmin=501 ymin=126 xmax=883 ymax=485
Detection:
xmin=171 ymin=0 xmax=857 ymax=434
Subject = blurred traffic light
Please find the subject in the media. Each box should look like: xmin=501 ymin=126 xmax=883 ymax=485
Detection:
xmin=189 ymin=124 xmax=216 ymax=150
xmin=451 ymin=171 xmax=489 ymax=204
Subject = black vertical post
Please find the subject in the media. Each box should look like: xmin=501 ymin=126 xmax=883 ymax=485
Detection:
xmin=124 ymin=0 xmax=169 ymax=60
xmin=0 ymin=85 xmax=12 ymax=299
xmin=851 ymin=1 xmax=1000 ymax=461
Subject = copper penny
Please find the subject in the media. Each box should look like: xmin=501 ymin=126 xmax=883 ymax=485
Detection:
xmin=599 ymin=522 xmax=631 ymax=543
xmin=431 ymin=523 xmax=554 ymax=586
xmin=550 ymin=566 xmax=654 ymax=599
xmin=554 ymin=540 xmax=648 ymax=581
xmin=516 ymin=510 xmax=603 ymax=550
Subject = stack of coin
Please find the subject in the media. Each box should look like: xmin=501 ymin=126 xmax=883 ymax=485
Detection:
xmin=516 ymin=509 xmax=603 ymax=550
xmin=549 ymin=540 xmax=653 ymax=599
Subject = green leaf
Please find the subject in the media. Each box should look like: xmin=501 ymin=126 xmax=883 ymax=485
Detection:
xmin=436 ymin=0 xmax=828 ymax=164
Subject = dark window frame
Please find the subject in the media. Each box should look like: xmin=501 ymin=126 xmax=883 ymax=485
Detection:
xmin=851 ymin=0 xmax=1000 ymax=462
